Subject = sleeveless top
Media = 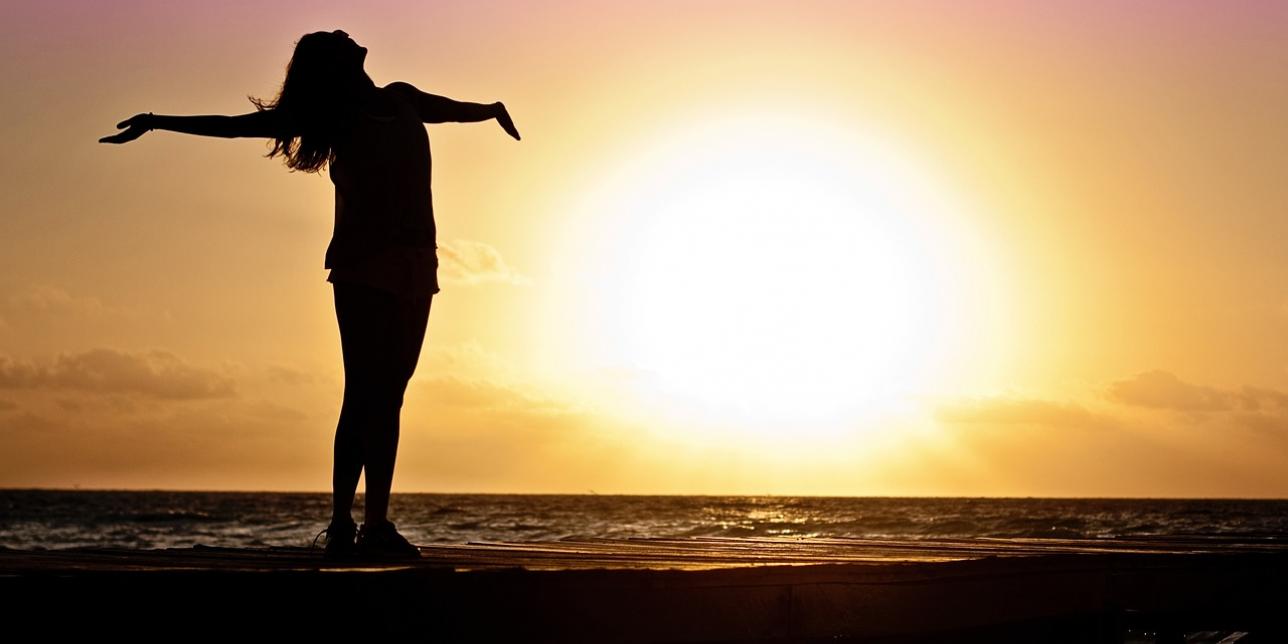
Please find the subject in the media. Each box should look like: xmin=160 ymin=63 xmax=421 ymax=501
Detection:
xmin=324 ymin=84 xmax=439 ymax=299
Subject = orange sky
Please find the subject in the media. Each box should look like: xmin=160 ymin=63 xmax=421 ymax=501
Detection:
xmin=3 ymin=1 xmax=1287 ymax=496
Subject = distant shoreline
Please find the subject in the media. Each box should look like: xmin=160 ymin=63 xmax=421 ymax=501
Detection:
xmin=4 ymin=487 xmax=1287 ymax=500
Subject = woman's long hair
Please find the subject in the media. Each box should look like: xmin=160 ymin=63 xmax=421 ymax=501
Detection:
xmin=250 ymin=32 xmax=365 ymax=173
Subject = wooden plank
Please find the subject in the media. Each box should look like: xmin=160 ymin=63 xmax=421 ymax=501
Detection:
xmin=2 ymin=535 xmax=1285 ymax=573
xmin=1 ymin=537 xmax=1285 ymax=641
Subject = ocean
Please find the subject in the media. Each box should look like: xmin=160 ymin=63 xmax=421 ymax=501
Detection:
xmin=2 ymin=490 xmax=1285 ymax=550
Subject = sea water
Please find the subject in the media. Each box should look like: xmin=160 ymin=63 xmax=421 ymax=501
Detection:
xmin=2 ymin=490 xmax=1285 ymax=550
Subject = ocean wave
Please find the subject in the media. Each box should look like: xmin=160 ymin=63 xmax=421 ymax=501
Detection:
xmin=3 ymin=491 xmax=1287 ymax=550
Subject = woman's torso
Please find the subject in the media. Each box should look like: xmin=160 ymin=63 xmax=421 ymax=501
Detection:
xmin=324 ymin=84 xmax=438 ymax=298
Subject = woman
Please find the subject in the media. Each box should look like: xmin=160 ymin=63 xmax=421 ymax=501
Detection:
xmin=100 ymin=30 xmax=521 ymax=559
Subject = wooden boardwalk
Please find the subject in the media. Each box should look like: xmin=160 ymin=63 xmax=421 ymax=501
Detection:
xmin=5 ymin=534 xmax=1282 ymax=572
xmin=2 ymin=536 xmax=1285 ymax=642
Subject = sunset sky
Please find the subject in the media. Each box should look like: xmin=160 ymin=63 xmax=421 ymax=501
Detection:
xmin=3 ymin=0 xmax=1287 ymax=496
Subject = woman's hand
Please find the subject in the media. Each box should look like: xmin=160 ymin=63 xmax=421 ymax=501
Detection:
xmin=99 ymin=113 xmax=154 ymax=144
xmin=494 ymin=103 xmax=521 ymax=141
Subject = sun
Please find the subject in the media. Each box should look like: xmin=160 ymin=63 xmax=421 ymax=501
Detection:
xmin=551 ymin=110 xmax=995 ymax=437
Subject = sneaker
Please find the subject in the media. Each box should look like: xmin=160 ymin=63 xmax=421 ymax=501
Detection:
xmin=355 ymin=520 xmax=421 ymax=560
xmin=312 ymin=517 xmax=358 ymax=560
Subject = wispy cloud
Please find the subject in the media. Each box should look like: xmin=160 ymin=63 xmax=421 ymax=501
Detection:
xmin=1 ymin=283 xmax=152 ymax=325
xmin=0 ymin=348 xmax=235 ymax=400
xmin=935 ymin=396 xmax=1111 ymax=429
xmin=415 ymin=374 xmax=572 ymax=417
xmin=1106 ymin=370 xmax=1288 ymax=414
xmin=437 ymin=239 xmax=529 ymax=286
xmin=1106 ymin=370 xmax=1235 ymax=412
xmin=265 ymin=364 xmax=321 ymax=386
xmin=933 ymin=369 xmax=1288 ymax=443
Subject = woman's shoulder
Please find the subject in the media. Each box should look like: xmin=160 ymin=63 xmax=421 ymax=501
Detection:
xmin=366 ymin=83 xmax=425 ymax=123
xmin=380 ymin=82 xmax=419 ymax=109
xmin=383 ymin=81 xmax=420 ymax=97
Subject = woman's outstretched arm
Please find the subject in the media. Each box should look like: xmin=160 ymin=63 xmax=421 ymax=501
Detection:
xmin=387 ymin=82 xmax=520 ymax=140
xmin=99 ymin=109 xmax=292 ymax=144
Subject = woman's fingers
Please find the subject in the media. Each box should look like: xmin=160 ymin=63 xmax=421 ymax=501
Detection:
xmin=99 ymin=125 xmax=144 ymax=144
xmin=102 ymin=113 xmax=151 ymax=144
xmin=497 ymin=110 xmax=521 ymax=141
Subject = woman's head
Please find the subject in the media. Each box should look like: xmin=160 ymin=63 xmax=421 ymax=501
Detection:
xmin=250 ymin=30 xmax=373 ymax=173
xmin=292 ymin=30 xmax=368 ymax=80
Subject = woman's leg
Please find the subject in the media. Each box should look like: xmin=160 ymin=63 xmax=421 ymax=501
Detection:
xmin=360 ymin=291 xmax=432 ymax=526
xmin=331 ymin=392 xmax=365 ymax=525
xmin=331 ymin=281 xmax=398 ymax=524
xmin=331 ymin=281 xmax=432 ymax=527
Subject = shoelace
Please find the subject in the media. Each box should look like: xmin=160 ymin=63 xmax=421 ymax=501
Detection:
xmin=311 ymin=521 xmax=356 ymax=549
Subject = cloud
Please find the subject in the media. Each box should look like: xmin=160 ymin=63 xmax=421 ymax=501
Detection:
xmin=935 ymin=396 xmax=1109 ymax=429
xmin=0 ymin=283 xmax=159 ymax=331
xmin=437 ymin=239 xmax=529 ymax=286
xmin=4 ymin=284 xmax=130 ymax=319
xmin=54 ymin=395 xmax=138 ymax=414
xmin=0 ymin=348 xmax=235 ymax=400
xmin=0 ymin=283 xmax=177 ymax=358
xmin=1106 ymin=370 xmax=1288 ymax=414
xmin=935 ymin=371 xmax=1288 ymax=435
xmin=414 ymin=375 xmax=572 ymax=416
xmin=265 ymin=364 xmax=321 ymax=386
xmin=243 ymin=399 xmax=308 ymax=422
xmin=935 ymin=371 xmax=1288 ymax=440
xmin=1230 ymin=387 xmax=1288 ymax=413
xmin=1232 ymin=412 xmax=1288 ymax=433
xmin=0 ymin=411 xmax=58 ymax=435
xmin=1106 ymin=370 xmax=1233 ymax=411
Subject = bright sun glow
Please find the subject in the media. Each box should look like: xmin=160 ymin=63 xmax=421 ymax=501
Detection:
xmin=556 ymin=110 xmax=994 ymax=437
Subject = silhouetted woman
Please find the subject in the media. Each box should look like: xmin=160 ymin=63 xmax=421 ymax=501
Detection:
xmin=100 ymin=30 xmax=520 ymax=559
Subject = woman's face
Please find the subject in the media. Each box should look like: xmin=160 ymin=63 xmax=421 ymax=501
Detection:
xmin=331 ymin=30 xmax=367 ymax=68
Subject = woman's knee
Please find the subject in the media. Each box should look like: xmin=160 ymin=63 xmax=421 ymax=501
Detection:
xmin=341 ymin=381 xmax=405 ymax=416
